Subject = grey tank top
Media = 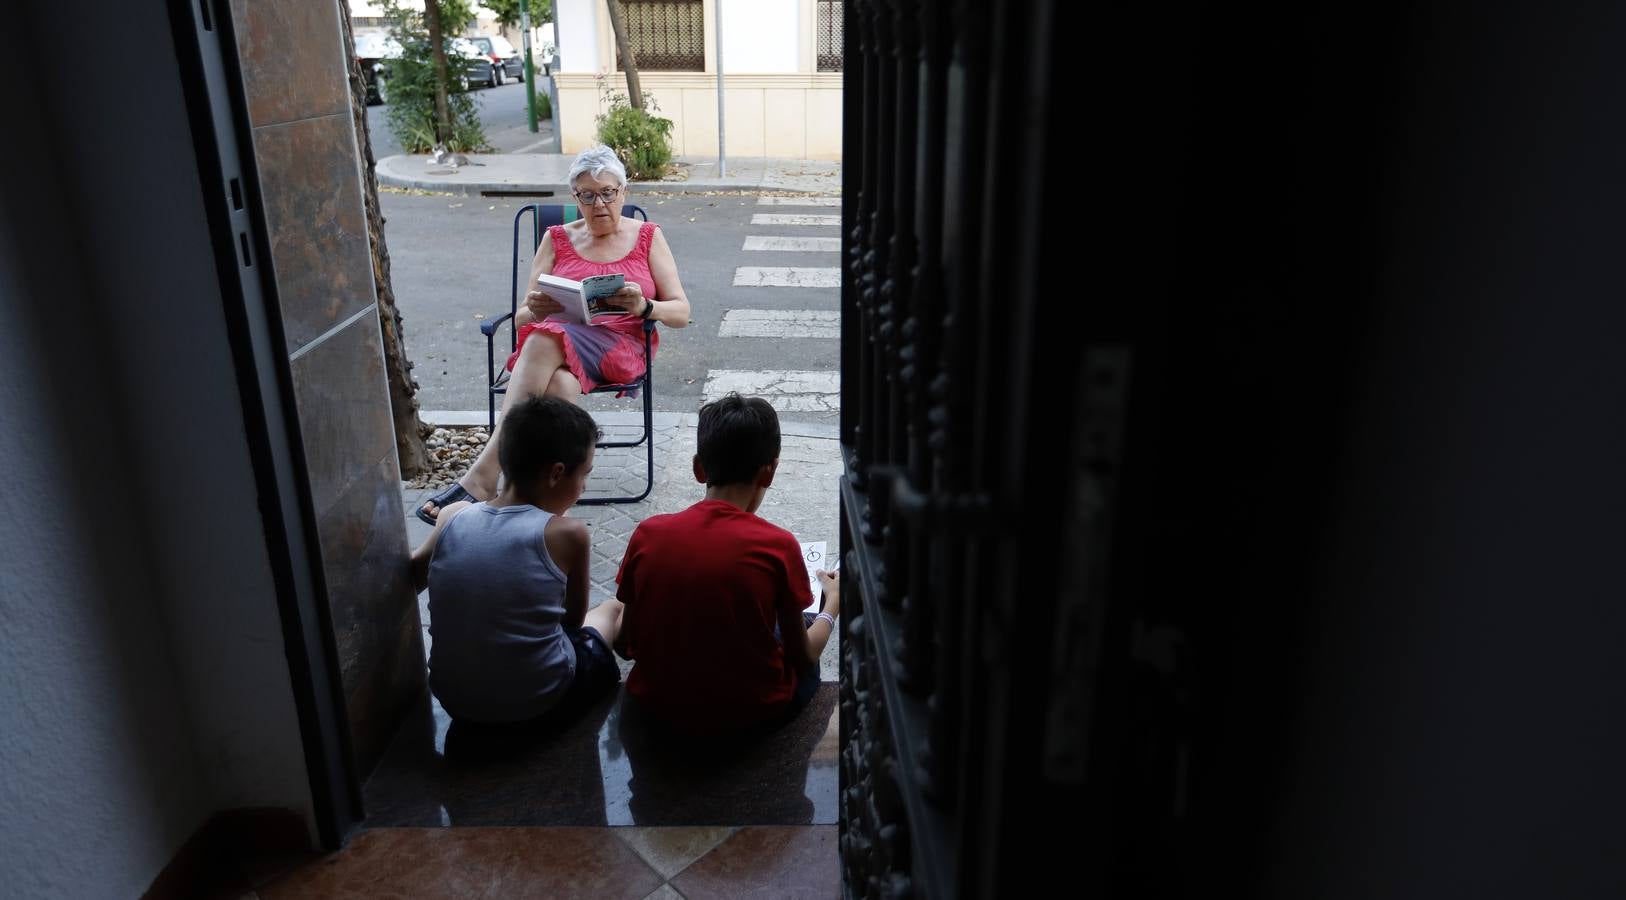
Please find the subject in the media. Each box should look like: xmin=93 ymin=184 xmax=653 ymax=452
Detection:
xmin=426 ymin=503 xmax=577 ymax=722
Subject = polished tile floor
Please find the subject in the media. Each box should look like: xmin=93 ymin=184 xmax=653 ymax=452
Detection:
xmin=234 ymin=681 xmax=843 ymax=897
xmin=362 ymin=684 xmax=839 ymax=828
xmin=248 ymin=825 xmax=838 ymax=899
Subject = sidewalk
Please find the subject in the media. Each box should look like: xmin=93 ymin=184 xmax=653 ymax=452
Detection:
xmin=401 ymin=410 xmax=844 ymax=684
xmin=377 ymin=152 xmax=842 ymax=196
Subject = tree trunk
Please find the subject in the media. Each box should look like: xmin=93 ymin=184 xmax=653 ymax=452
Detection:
xmin=605 ymin=0 xmax=643 ymax=109
xmin=339 ymin=0 xmax=429 ymax=477
xmin=424 ymin=0 xmax=453 ymax=141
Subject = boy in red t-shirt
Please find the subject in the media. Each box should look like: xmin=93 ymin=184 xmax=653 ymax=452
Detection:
xmin=614 ymin=393 xmax=839 ymax=735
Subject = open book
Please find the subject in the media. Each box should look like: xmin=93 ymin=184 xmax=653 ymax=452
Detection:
xmin=533 ymin=272 xmax=627 ymax=325
xmin=798 ymin=541 xmax=838 ymax=614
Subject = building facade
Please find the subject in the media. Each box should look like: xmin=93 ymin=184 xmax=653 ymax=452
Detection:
xmin=555 ymin=0 xmax=844 ymax=159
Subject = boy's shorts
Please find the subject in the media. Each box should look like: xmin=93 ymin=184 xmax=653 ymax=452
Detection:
xmin=544 ymin=625 xmax=621 ymax=724
xmin=447 ymin=625 xmax=620 ymax=741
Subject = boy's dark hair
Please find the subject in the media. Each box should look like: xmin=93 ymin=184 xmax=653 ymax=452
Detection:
xmin=498 ymin=396 xmax=600 ymax=485
xmin=697 ymin=393 xmax=781 ymax=486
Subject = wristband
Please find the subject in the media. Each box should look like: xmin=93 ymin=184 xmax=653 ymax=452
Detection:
xmin=640 ymin=297 xmax=655 ymax=319
xmin=814 ymin=612 xmax=836 ymax=630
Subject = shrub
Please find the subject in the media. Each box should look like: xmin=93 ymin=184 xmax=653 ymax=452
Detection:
xmin=594 ymin=77 xmax=673 ymax=181
xmin=379 ymin=0 xmax=491 ymax=154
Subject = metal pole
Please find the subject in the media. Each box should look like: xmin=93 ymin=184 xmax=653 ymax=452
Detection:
xmin=715 ymin=0 xmax=725 ymax=176
xmin=521 ymin=6 xmax=538 ymax=132
xmin=547 ymin=6 xmax=562 ymax=153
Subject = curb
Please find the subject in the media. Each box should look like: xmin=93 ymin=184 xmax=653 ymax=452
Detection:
xmin=421 ymin=409 xmax=840 ymax=440
xmin=376 ymin=156 xmax=839 ymax=197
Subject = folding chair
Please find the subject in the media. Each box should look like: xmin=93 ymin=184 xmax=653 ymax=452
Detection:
xmin=480 ymin=203 xmax=654 ymax=504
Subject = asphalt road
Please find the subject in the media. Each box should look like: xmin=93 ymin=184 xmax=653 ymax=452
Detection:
xmin=379 ymin=189 xmax=841 ymax=426
xmin=366 ymin=75 xmax=558 ymax=160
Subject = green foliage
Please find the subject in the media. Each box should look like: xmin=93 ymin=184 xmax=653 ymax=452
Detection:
xmin=379 ymin=0 xmax=491 ymax=154
xmin=482 ymin=0 xmax=552 ymax=28
xmin=594 ymin=77 xmax=673 ymax=181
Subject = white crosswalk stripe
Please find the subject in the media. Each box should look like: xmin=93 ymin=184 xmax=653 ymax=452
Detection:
xmin=743 ymin=235 xmax=841 ymax=252
xmin=732 ymin=266 xmax=840 ymax=288
xmin=750 ymin=213 xmax=841 ymax=226
xmin=719 ymin=309 xmax=841 ymax=338
xmin=757 ymin=197 xmax=841 ymax=206
xmin=703 ymin=370 xmax=841 ymax=412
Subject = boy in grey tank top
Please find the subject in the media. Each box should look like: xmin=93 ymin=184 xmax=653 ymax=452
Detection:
xmin=409 ymin=397 xmax=624 ymax=729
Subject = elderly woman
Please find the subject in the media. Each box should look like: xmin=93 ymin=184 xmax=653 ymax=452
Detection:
xmin=418 ymin=146 xmax=692 ymax=522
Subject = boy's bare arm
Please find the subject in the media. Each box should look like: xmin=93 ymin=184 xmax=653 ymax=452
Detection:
xmin=546 ymin=516 xmax=591 ymax=629
xmin=408 ymin=501 xmax=469 ymax=593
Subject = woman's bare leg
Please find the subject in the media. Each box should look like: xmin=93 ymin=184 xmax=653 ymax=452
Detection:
xmin=420 ymin=333 xmax=566 ymax=519
xmin=544 ymin=368 xmax=583 ymax=402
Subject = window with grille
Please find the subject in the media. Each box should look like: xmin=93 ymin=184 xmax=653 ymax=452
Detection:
xmin=617 ymin=0 xmax=706 ymax=72
xmin=817 ymin=0 xmax=844 ymax=72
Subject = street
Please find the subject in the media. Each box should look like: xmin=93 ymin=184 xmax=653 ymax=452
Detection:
xmin=378 ymin=189 xmax=842 ymax=426
xmin=366 ymin=75 xmax=558 ymax=159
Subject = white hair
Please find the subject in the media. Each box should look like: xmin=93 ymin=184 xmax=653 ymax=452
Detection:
xmin=567 ymin=145 xmax=628 ymax=187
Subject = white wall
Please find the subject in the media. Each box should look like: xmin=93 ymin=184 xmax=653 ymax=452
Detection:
xmin=721 ymin=0 xmax=800 ymax=73
xmin=559 ymin=0 xmax=601 ymax=72
xmin=0 ymin=222 xmax=212 ymax=899
xmin=0 ymin=2 xmax=318 ymax=895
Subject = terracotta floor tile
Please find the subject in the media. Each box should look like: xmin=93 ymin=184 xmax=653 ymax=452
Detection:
xmin=258 ymin=827 xmax=663 ymax=900
xmin=615 ymin=826 xmax=738 ymax=879
xmin=671 ymin=826 xmax=839 ymax=900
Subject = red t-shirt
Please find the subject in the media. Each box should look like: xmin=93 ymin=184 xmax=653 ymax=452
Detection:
xmin=615 ymin=499 xmax=812 ymax=732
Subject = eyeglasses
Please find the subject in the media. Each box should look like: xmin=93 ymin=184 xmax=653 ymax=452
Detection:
xmin=573 ymin=187 xmax=622 ymax=206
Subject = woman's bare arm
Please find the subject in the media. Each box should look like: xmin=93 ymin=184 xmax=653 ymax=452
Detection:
xmin=516 ymin=226 xmax=560 ymax=328
xmin=645 ymin=227 xmax=691 ymax=328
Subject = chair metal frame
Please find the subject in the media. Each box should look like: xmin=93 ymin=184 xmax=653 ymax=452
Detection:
xmin=481 ymin=203 xmax=654 ymax=504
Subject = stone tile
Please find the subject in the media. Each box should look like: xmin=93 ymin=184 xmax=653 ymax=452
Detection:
xmin=258 ymin=827 xmax=663 ymax=900
xmin=291 ymin=312 xmax=394 ymax=519
xmin=362 ymin=687 xmax=839 ymax=829
xmin=230 ymin=0 xmax=351 ymax=128
xmin=640 ymin=886 xmax=685 ymax=900
xmin=251 ymin=113 xmax=373 ymax=354
xmin=362 ymin=691 xmax=620 ymax=828
xmin=672 ymin=827 xmax=840 ymax=900
xmin=615 ymin=827 xmax=737 ymax=880
xmin=318 ymin=451 xmax=423 ymax=774
xmin=604 ymin=687 xmax=839 ymax=827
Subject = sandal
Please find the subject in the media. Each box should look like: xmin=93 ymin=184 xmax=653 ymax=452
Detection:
xmin=417 ymin=482 xmax=477 ymax=526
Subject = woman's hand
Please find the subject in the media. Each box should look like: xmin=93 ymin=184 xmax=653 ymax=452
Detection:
xmin=604 ymin=282 xmax=649 ymax=315
xmin=525 ymin=289 xmax=565 ymax=320
xmin=816 ymin=570 xmax=841 ymax=619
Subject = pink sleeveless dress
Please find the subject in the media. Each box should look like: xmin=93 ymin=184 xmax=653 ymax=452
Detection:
xmin=507 ymin=220 xmax=662 ymax=394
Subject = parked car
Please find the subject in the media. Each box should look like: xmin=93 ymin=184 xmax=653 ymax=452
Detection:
xmin=465 ymin=35 xmax=523 ymax=86
xmin=451 ymin=38 xmax=494 ymax=90
xmin=354 ymin=32 xmax=401 ymax=105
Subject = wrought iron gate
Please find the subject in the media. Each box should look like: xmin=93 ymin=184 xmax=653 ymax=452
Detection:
xmin=837 ymin=1 xmax=1106 ymax=896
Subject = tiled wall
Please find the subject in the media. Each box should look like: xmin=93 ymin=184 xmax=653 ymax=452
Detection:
xmin=230 ymin=0 xmax=423 ymax=774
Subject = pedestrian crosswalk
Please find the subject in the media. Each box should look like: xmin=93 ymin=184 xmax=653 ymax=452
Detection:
xmin=757 ymin=197 xmax=840 ymax=206
xmin=750 ymin=213 xmax=842 ymax=227
xmin=719 ymin=309 xmax=841 ymax=338
xmin=703 ymin=370 xmax=841 ymax=412
xmin=706 ymin=195 xmax=843 ymax=416
xmin=732 ymin=266 xmax=841 ymax=288
xmin=742 ymin=235 xmax=840 ymax=252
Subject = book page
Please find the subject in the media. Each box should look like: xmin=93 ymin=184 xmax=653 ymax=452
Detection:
xmin=534 ymin=272 xmax=590 ymax=324
xmin=798 ymin=540 xmax=833 ymax=614
xmin=581 ymin=273 xmax=627 ymax=318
